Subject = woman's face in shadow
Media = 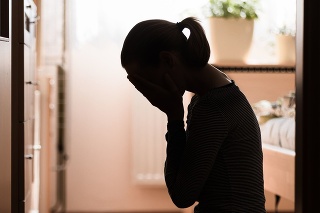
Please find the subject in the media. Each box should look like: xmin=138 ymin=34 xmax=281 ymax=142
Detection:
xmin=124 ymin=57 xmax=186 ymax=97
xmin=124 ymin=62 xmax=167 ymax=88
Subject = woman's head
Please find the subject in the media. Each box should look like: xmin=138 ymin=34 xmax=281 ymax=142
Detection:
xmin=121 ymin=17 xmax=211 ymax=69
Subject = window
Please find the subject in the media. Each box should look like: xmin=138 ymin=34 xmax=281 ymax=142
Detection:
xmin=73 ymin=0 xmax=296 ymax=65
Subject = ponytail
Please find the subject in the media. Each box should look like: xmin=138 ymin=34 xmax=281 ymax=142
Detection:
xmin=177 ymin=17 xmax=211 ymax=67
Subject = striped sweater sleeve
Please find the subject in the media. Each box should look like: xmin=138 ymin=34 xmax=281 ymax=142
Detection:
xmin=164 ymin=101 xmax=228 ymax=208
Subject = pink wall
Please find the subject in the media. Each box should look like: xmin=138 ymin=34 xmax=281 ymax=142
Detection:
xmin=228 ymin=72 xmax=295 ymax=104
xmin=66 ymin=43 xmax=178 ymax=212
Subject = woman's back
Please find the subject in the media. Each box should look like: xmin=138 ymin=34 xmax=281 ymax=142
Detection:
xmin=186 ymin=81 xmax=266 ymax=212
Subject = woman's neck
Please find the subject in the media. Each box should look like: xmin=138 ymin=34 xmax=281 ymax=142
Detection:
xmin=186 ymin=64 xmax=232 ymax=96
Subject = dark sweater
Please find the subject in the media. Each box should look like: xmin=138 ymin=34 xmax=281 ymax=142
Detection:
xmin=164 ymin=80 xmax=266 ymax=212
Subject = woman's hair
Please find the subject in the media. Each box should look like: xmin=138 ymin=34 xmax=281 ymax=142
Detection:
xmin=121 ymin=17 xmax=210 ymax=68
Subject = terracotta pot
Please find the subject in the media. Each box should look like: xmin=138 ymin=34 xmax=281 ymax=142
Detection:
xmin=276 ymin=34 xmax=296 ymax=64
xmin=208 ymin=17 xmax=254 ymax=64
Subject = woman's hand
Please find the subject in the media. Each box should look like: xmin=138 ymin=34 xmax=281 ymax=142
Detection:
xmin=127 ymin=73 xmax=184 ymax=121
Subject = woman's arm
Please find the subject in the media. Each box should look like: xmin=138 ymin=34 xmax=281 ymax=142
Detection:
xmin=164 ymin=102 xmax=228 ymax=208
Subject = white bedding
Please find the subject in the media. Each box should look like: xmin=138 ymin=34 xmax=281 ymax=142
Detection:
xmin=259 ymin=117 xmax=295 ymax=151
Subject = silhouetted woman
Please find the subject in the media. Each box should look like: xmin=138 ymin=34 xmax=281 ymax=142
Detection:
xmin=121 ymin=17 xmax=266 ymax=213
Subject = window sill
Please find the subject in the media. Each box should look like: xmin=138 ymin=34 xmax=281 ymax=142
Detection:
xmin=212 ymin=61 xmax=295 ymax=73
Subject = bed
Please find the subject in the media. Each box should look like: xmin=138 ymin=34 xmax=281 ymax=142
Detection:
xmin=260 ymin=117 xmax=295 ymax=202
xmin=253 ymin=95 xmax=296 ymax=202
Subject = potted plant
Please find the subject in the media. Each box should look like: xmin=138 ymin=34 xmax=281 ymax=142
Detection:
xmin=275 ymin=25 xmax=296 ymax=64
xmin=204 ymin=0 xmax=260 ymax=64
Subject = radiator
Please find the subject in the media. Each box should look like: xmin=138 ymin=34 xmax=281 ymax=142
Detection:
xmin=131 ymin=91 xmax=193 ymax=186
xmin=131 ymin=92 xmax=167 ymax=186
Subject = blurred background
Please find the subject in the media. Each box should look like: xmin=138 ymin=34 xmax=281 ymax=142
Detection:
xmin=0 ymin=0 xmax=297 ymax=212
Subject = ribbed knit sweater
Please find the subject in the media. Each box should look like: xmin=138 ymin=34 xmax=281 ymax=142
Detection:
xmin=164 ymin=80 xmax=266 ymax=212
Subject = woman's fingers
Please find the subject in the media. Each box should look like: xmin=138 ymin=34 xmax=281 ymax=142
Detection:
xmin=128 ymin=74 xmax=161 ymax=91
xmin=127 ymin=73 xmax=183 ymax=116
xmin=127 ymin=74 xmax=164 ymax=101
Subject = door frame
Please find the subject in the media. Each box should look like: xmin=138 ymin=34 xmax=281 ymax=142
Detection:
xmin=295 ymin=0 xmax=320 ymax=212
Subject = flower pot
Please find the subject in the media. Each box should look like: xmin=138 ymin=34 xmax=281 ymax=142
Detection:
xmin=208 ymin=17 xmax=254 ymax=64
xmin=275 ymin=34 xmax=296 ymax=64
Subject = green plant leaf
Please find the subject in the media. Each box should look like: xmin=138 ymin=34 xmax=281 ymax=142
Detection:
xmin=206 ymin=0 xmax=259 ymax=19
